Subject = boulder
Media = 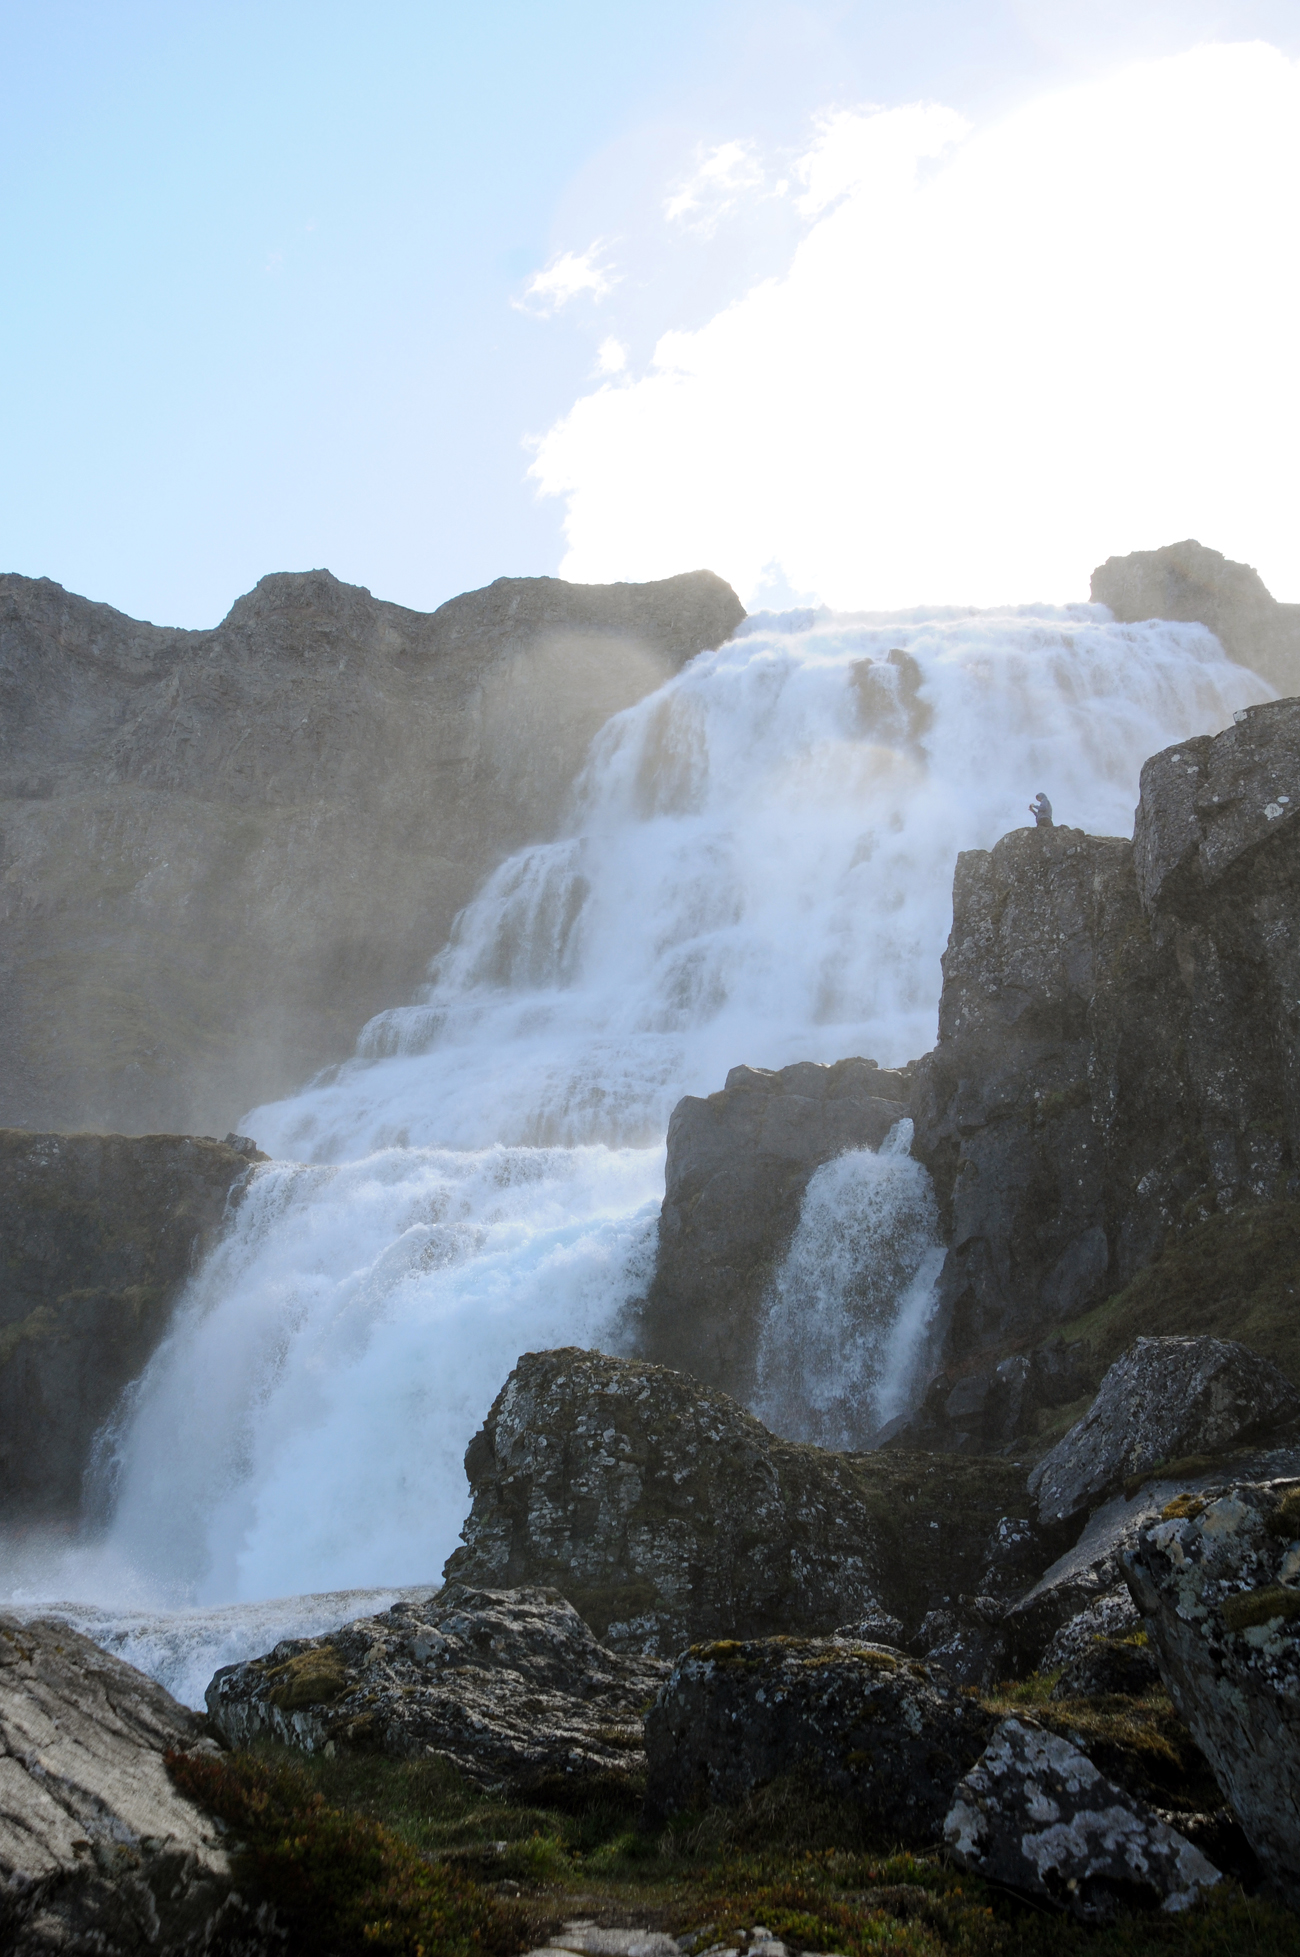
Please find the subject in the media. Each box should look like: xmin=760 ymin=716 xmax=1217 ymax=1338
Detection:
xmin=0 ymin=1130 xmax=265 ymax=1523
xmin=643 ymin=1635 xmax=993 ymax=1842
xmin=637 ymin=1058 xmax=913 ymax=1405
xmin=1028 ymin=1336 xmax=1300 ymax=1525
xmin=1124 ymin=1477 xmax=1300 ymax=1899
xmin=441 ymin=1349 xmax=888 ymax=1655
xmin=206 ymin=1584 xmax=666 ymax=1792
xmin=945 ymin=1716 xmax=1220 ymax=1920
xmin=913 ymin=1512 xmax=1061 ymax=1687
xmin=0 ymin=1613 xmax=273 ymax=1955
xmin=0 ymin=566 xmax=743 ymax=1136
xmin=1091 ymin=539 xmax=1300 ymax=696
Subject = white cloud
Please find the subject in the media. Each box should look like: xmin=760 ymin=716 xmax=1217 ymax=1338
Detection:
xmin=596 ymin=337 xmax=628 ymax=374
xmin=664 ymin=139 xmax=766 ymax=234
xmin=517 ymin=244 xmax=617 ymax=316
xmin=530 ymin=44 xmax=1300 ymax=608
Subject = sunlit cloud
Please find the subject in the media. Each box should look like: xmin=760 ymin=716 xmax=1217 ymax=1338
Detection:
xmin=531 ymin=43 xmax=1300 ymax=608
xmin=596 ymin=337 xmax=628 ymax=374
xmin=516 ymin=243 xmax=617 ymax=316
xmin=665 ymin=139 xmax=766 ymax=235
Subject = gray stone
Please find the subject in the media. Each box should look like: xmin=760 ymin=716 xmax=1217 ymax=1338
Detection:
xmin=1028 ymin=1336 xmax=1300 ymax=1525
xmin=442 ymin=1348 xmax=889 ymax=1655
xmin=945 ymin=1716 xmax=1220 ymax=1920
xmin=0 ymin=1131 xmax=263 ymax=1524
xmin=1124 ymin=1477 xmax=1300 ymax=1900
xmin=1091 ymin=539 xmax=1300 ymax=696
xmin=637 ymin=1058 xmax=913 ymax=1405
xmin=0 ymin=567 xmax=743 ymax=1137
xmin=0 ymin=1613 xmax=274 ymax=1955
xmin=644 ymin=1635 xmax=993 ymax=1843
xmin=206 ymin=1584 xmax=666 ymax=1791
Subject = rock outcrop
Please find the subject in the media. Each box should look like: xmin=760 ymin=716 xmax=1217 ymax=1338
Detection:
xmin=206 ymin=1584 xmax=666 ymax=1792
xmin=945 ymin=1717 xmax=1220 ymax=1921
xmin=0 ymin=567 xmax=743 ymax=1136
xmin=1092 ymin=539 xmax=1300 ymax=697
xmin=0 ymin=1613 xmax=273 ymax=1955
xmin=644 ymin=1635 xmax=993 ymax=1842
xmin=636 ymin=1059 xmax=913 ymax=1405
xmin=1028 ymin=1336 xmax=1300 ymax=1525
xmin=0 ymin=1130 xmax=263 ymax=1522
xmin=1124 ymin=1477 xmax=1300 ymax=1900
xmin=441 ymin=1349 xmax=888 ymax=1655
xmin=905 ymin=698 xmax=1300 ymax=1423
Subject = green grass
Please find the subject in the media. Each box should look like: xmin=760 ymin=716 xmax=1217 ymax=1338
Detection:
xmin=1058 ymin=1199 xmax=1300 ymax=1387
xmin=175 ymin=1737 xmax=1300 ymax=1957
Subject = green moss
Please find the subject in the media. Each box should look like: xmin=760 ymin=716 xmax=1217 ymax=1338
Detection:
xmin=1266 ymin=1490 xmax=1300 ymax=1540
xmin=1220 ymin=1586 xmax=1300 ymax=1634
xmin=265 ymin=1646 xmax=350 ymax=1710
xmin=553 ymin=1573 xmax=665 ymax=1640
xmin=1059 ymin=1198 xmax=1300 ymax=1386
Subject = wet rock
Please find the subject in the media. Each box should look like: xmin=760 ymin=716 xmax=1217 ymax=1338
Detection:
xmin=0 ymin=1130 xmax=265 ymax=1523
xmin=1124 ymin=1477 xmax=1300 ymax=1899
xmin=206 ymin=1584 xmax=666 ymax=1791
xmin=1028 ymin=1336 xmax=1300 ymax=1525
xmin=0 ymin=1613 xmax=275 ymax=1956
xmin=644 ymin=1635 xmax=993 ymax=1842
xmin=945 ymin=1716 xmax=1221 ymax=1920
xmin=889 ymin=1344 xmax=1090 ymax=1454
xmin=1091 ymin=539 xmax=1300 ymax=696
xmin=637 ymin=1058 xmax=913 ymax=1405
xmin=442 ymin=1349 xmax=890 ymax=1655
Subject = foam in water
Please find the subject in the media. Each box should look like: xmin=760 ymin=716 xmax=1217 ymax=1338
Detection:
xmin=753 ymin=1120 xmax=946 ymax=1449
xmin=5 ymin=604 xmax=1269 ymax=1644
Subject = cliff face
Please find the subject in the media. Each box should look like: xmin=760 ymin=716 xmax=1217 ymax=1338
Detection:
xmin=1091 ymin=540 xmax=1300 ymax=697
xmin=904 ymin=697 xmax=1300 ymax=1439
xmin=0 ymin=1129 xmax=262 ymax=1520
xmin=0 ymin=567 xmax=744 ymax=1136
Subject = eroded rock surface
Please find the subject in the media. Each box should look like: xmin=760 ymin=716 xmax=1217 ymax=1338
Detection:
xmin=0 ymin=567 xmax=743 ymax=1135
xmin=945 ymin=1716 xmax=1220 ymax=1920
xmin=1124 ymin=1477 xmax=1300 ymax=1898
xmin=637 ymin=1058 xmax=913 ymax=1405
xmin=0 ymin=1131 xmax=264 ymax=1522
xmin=0 ymin=1614 xmax=271 ymax=1955
xmin=1029 ymin=1336 xmax=1300 ymax=1524
xmin=441 ymin=1349 xmax=888 ymax=1654
xmin=206 ymin=1584 xmax=666 ymax=1791
xmin=644 ymin=1636 xmax=993 ymax=1842
xmin=1092 ymin=539 xmax=1300 ymax=695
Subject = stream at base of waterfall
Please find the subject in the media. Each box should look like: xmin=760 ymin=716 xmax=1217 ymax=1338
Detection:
xmin=1 ymin=604 xmax=1270 ymax=1700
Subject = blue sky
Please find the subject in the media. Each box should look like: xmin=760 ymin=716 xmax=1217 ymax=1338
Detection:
xmin=3 ymin=0 xmax=1299 ymax=625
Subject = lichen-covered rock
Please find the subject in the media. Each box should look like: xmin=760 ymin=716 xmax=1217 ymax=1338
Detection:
xmin=0 ymin=1614 xmax=274 ymax=1956
xmin=644 ymin=1636 xmax=993 ymax=1841
xmin=913 ymin=1513 xmax=1060 ymax=1687
xmin=0 ymin=1131 xmax=265 ymax=1523
xmin=1124 ymin=1477 xmax=1300 ymax=1899
xmin=637 ymin=1058 xmax=913 ymax=1405
xmin=1029 ymin=1337 xmax=1299 ymax=1524
xmin=945 ymin=1716 xmax=1220 ymax=1920
xmin=442 ymin=1349 xmax=888 ymax=1655
xmin=1049 ymin=1635 xmax=1159 ymax=1700
xmin=206 ymin=1584 xmax=666 ymax=1791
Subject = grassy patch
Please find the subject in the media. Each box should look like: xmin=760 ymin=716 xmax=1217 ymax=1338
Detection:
xmin=1058 ymin=1199 xmax=1300 ymax=1386
xmin=183 ymin=1737 xmax=1300 ymax=1957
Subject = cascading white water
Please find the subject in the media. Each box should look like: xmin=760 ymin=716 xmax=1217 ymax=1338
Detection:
xmin=753 ymin=1121 xmax=947 ymax=1450
xmin=8 ymin=603 xmax=1269 ymax=1642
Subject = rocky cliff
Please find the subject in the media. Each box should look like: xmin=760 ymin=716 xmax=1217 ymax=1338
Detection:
xmin=1091 ymin=539 xmax=1300 ymax=697
xmin=0 ymin=1129 xmax=262 ymax=1521
xmin=0 ymin=567 xmax=743 ymax=1136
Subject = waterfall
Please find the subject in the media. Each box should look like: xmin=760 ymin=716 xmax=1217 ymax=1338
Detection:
xmin=752 ymin=1121 xmax=945 ymax=1450
xmin=11 ymin=603 xmax=1268 ymax=1623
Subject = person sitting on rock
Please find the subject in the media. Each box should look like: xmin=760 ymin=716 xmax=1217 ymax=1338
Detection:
xmin=1029 ymin=791 xmax=1054 ymax=827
